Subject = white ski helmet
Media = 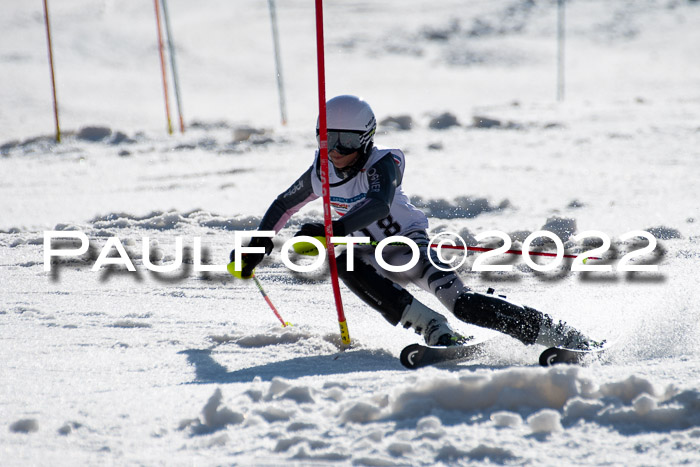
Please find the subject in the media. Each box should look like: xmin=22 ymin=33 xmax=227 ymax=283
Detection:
xmin=317 ymin=95 xmax=376 ymax=154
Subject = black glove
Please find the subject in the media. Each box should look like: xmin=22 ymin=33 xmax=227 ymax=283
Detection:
xmin=229 ymin=236 xmax=274 ymax=278
xmin=295 ymin=221 xmax=345 ymax=238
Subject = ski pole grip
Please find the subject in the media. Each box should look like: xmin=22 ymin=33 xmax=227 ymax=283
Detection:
xmin=292 ymin=236 xmax=327 ymax=256
xmin=227 ymin=260 xmax=251 ymax=279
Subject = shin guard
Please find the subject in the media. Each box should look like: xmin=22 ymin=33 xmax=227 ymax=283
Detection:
xmin=453 ymin=292 xmax=542 ymax=345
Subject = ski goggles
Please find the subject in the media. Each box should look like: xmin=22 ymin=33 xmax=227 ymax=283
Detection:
xmin=316 ymin=130 xmax=365 ymax=155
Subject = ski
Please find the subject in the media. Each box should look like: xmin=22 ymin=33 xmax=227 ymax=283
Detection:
xmin=539 ymin=345 xmax=607 ymax=366
xmin=400 ymin=342 xmax=485 ymax=370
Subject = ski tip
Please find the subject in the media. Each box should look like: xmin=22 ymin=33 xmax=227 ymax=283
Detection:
xmin=400 ymin=343 xmax=425 ymax=370
xmin=539 ymin=346 xmax=600 ymax=366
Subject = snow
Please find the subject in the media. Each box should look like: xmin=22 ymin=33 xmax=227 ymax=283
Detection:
xmin=2 ymin=0 xmax=700 ymax=465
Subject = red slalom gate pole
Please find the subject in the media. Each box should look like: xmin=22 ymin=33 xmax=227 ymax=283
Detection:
xmin=42 ymin=0 xmax=61 ymax=143
xmin=153 ymin=0 xmax=173 ymax=135
xmin=314 ymin=0 xmax=350 ymax=346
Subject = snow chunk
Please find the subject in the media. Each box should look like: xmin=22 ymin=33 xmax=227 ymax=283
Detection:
xmin=340 ymin=402 xmax=382 ymax=424
xmin=76 ymin=126 xmax=112 ymax=142
xmin=412 ymin=195 xmax=508 ymax=219
xmin=471 ymin=115 xmax=523 ymax=130
xmin=379 ymin=115 xmax=413 ymax=131
xmin=138 ymin=212 xmax=185 ymax=230
xmin=9 ymin=418 xmax=39 ymax=433
xmin=415 ymin=415 xmax=445 ymax=439
xmin=429 ymin=112 xmax=460 ymax=129
xmin=467 ymin=444 xmax=517 ymax=462
xmin=232 ymin=125 xmax=268 ymax=143
xmin=633 ymin=394 xmax=658 ymax=415
xmin=387 ymin=442 xmax=413 ymax=457
xmin=91 ymin=211 xmax=187 ymax=230
xmin=179 ymin=388 xmax=244 ymax=435
xmin=599 ymin=375 xmax=657 ymax=404
xmin=235 ymin=328 xmax=314 ymax=348
xmin=281 ymin=386 xmax=315 ymax=404
xmin=57 ymin=421 xmax=82 ymax=436
xmin=540 ymin=216 xmax=577 ymax=243
xmin=197 ymin=214 xmax=260 ymax=231
xmin=646 ymin=225 xmax=682 ymax=240
xmin=274 ymin=436 xmax=307 ymax=452
xmin=490 ymin=411 xmax=522 ymax=427
xmin=256 ymin=407 xmax=293 ymax=423
xmin=244 ymin=389 xmax=263 ymax=403
xmin=110 ymin=320 xmax=151 ymax=329
xmin=472 ymin=115 xmax=502 ymax=129
xmin=527 ymin=409 xmax=563 ymax=434
xmin=323 ymin=387 xmax=344 ymax=402
xmin=435 ymin=443 xmax=469 ymax=462
xmin=291 ymin=446 xmax=349 ymax=462
xmin=287 ymin=421 xmax=317 ymax=432
xmin=266 ymin=377 xmax=292 ymax=399
xmin=563 ymin=398 xmax=605 ymax=421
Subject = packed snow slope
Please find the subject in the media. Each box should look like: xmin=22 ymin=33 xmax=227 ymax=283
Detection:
xmin=1 ymin=0 xmax=699 ymax=465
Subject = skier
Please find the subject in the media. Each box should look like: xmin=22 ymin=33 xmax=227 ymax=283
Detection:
xmin=230 ymin=95 xmax=595 ymax=350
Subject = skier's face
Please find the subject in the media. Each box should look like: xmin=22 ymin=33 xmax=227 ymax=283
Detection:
xmin=329 ymin=149 xmax=359 ymax=169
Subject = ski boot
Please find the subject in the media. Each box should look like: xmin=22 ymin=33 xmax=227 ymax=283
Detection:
xmin=535 ymin=314 xmax=604 ymax=350
xmin=401 ymin=298 xmax=466 ymax=346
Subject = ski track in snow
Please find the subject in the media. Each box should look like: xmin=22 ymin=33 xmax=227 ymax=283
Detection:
xmin=2 ymin=0 xmax=700 ymax=465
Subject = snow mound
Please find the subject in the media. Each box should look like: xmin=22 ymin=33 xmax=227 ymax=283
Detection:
xmin=367 ymin=367 xmax=700 ymax=434
xmin=89 ymin=210 xmax=261 ymax=232
xmin=389 ymin=367 xmax=586 ymax=418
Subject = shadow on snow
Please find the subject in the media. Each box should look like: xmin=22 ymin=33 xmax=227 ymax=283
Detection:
xmin=179 ymin=347 xmax=404 ymax=383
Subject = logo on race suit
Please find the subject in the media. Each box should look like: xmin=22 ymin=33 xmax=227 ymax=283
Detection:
xmin=331 ymin=201 xmax=349 ymax=211
xmin=392 ymin=154 xmax=402 ymax=167
xmin=283 ymin=179 xmax=305 ymax=198
xmin=367 ymin=167 xmax=381 ymax=192
xmin=330 ymin=194 xmax=365 ymax=213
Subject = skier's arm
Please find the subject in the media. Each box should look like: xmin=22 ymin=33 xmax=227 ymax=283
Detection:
xmin=259 ymin=167 xmax=318 ymax=233
xmin=335 ymin=154 xmax=401 ymax=235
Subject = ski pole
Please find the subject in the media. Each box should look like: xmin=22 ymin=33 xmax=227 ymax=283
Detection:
xmin=160 ymin=0 xmax=185 ymax=133
xmin=252 ymin=275 xmax=291 ymax=327
xmin=227 ymin=261 xmax=291 ymax=327
xmin=268 ymin=0 xmax=288 ymax=125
